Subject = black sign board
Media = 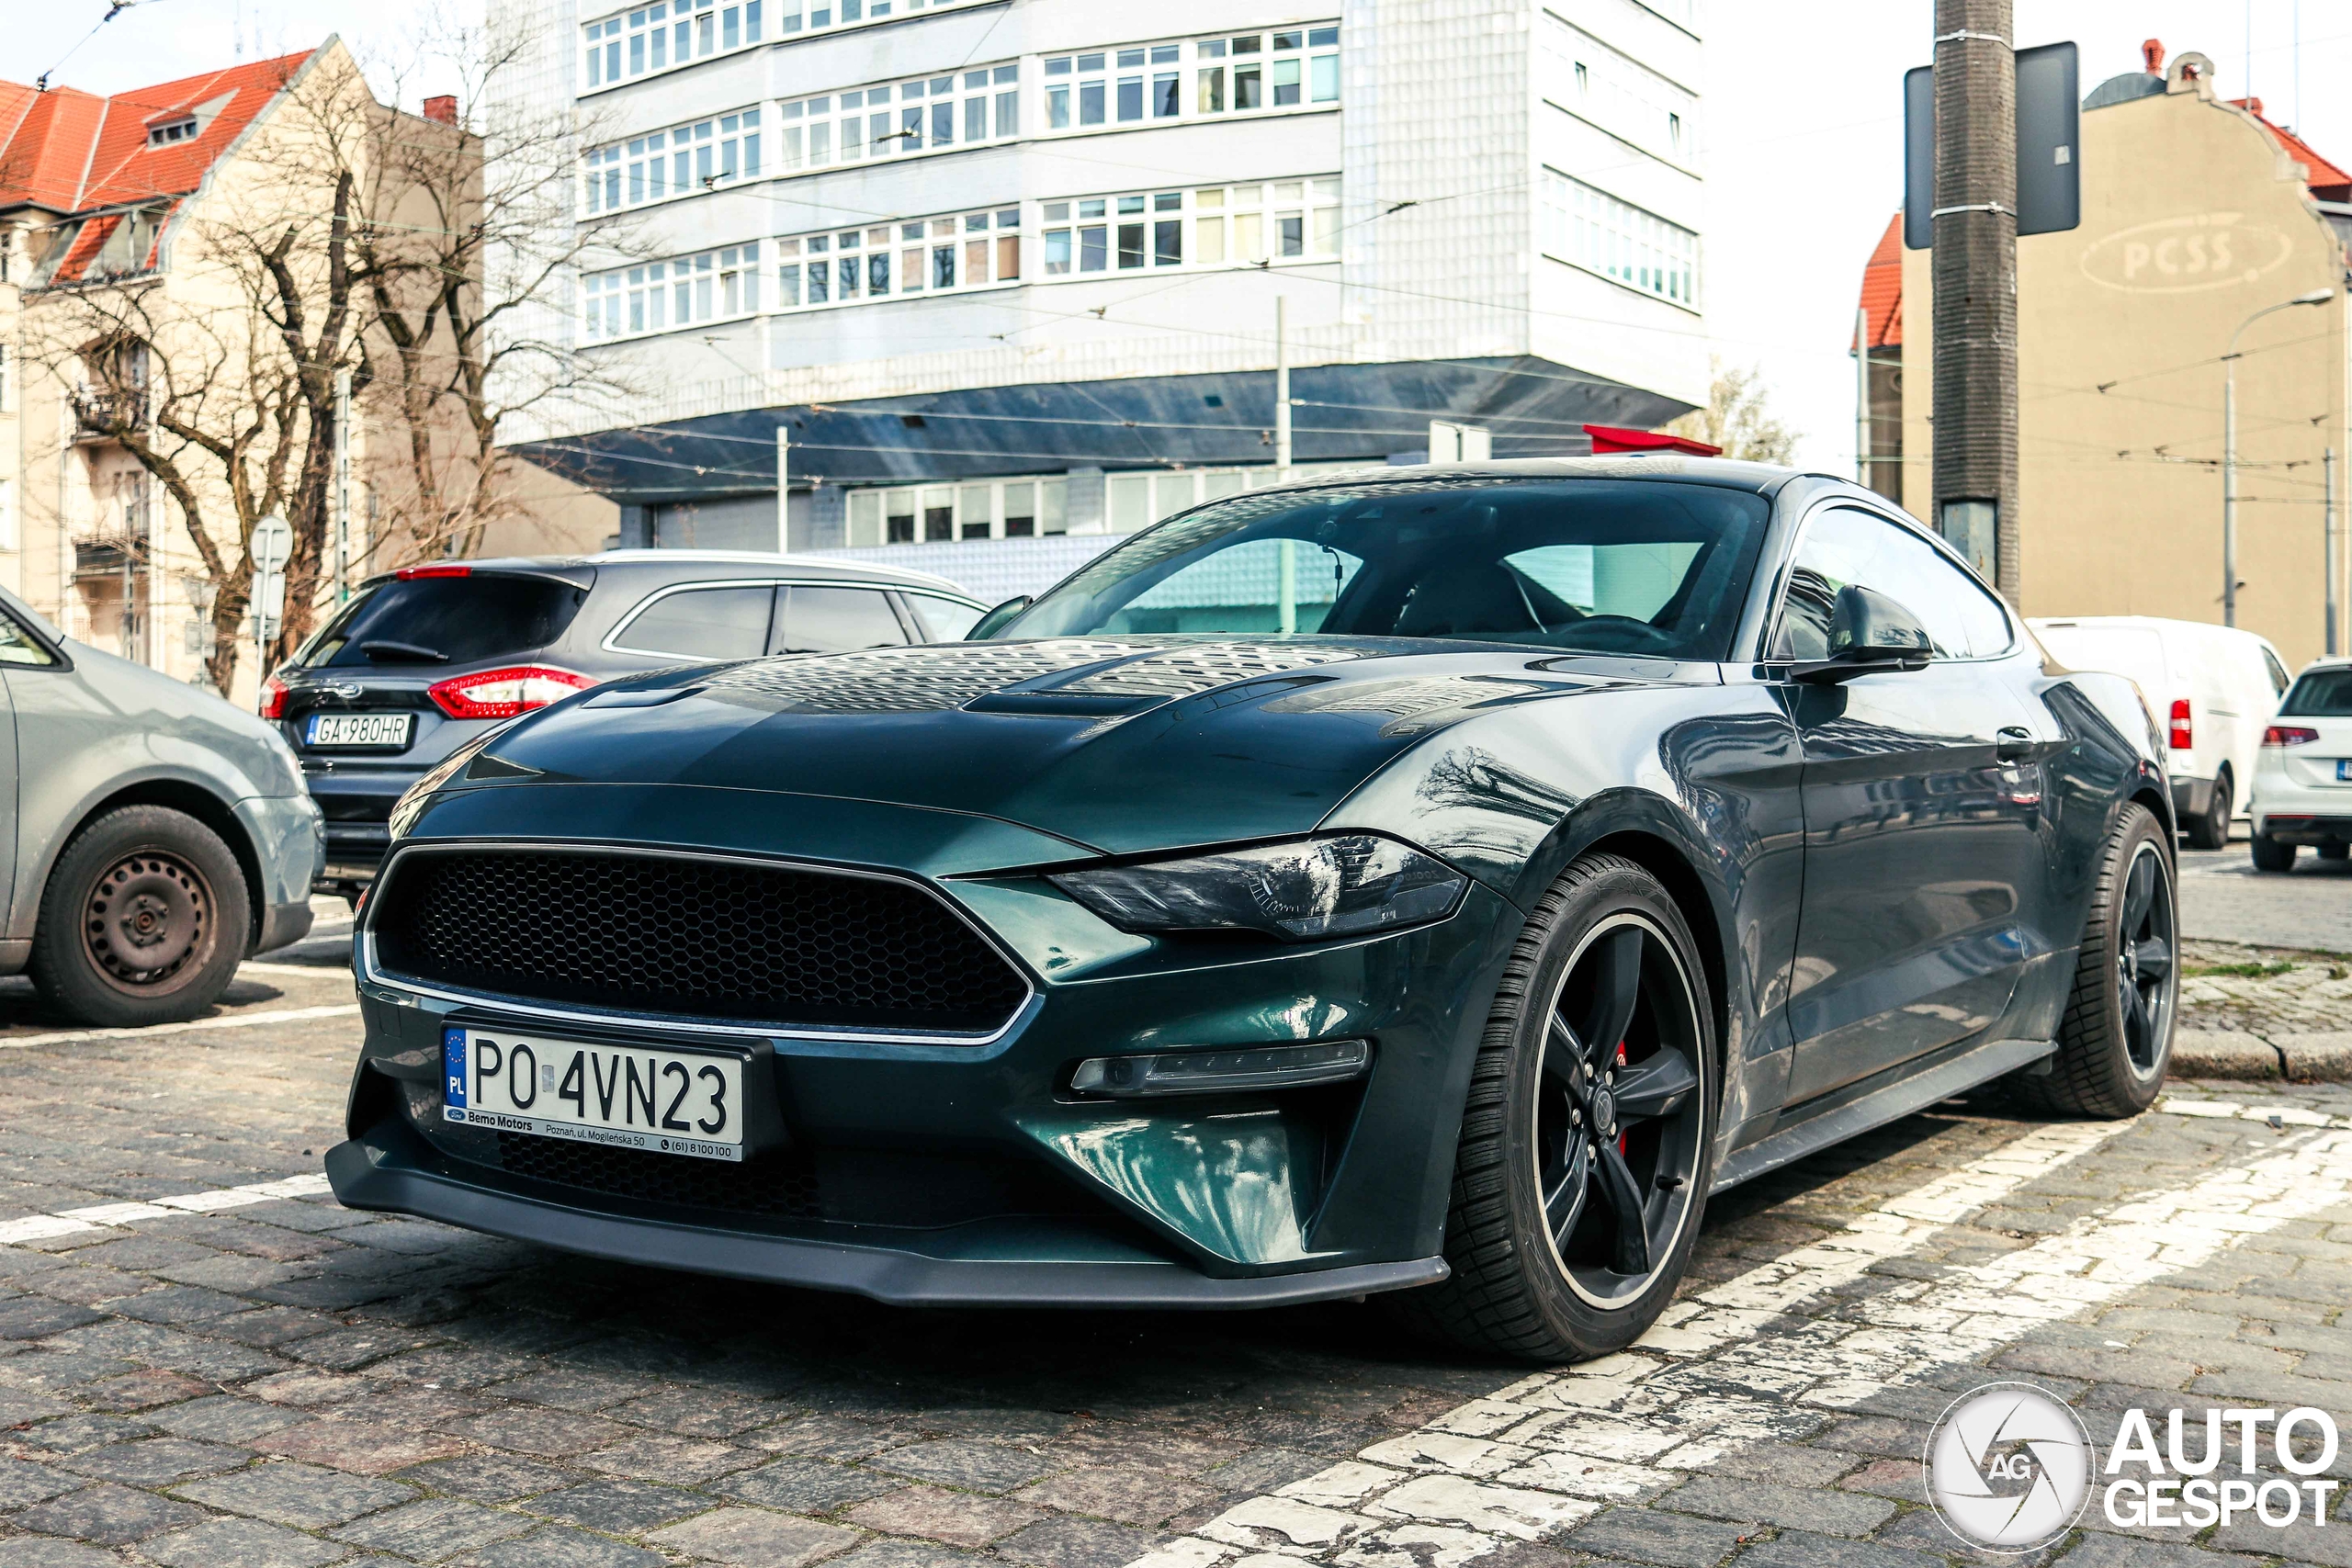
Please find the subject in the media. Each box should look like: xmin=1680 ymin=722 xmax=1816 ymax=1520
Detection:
xmin=1904 ymin=40 xmax=2080 ymax=249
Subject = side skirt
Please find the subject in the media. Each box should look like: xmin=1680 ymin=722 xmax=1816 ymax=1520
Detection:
xmin=1709 ymin=1035 xmax=2056 ymax=1192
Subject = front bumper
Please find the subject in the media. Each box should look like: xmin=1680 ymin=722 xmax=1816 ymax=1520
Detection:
xmin=330 ymin=792 xmax=1520 ymax=1306
xmin=327 ymin=1120 xmax=1445 ymax=1307
xmin=236 ymin=793 xmax=325 ymax=952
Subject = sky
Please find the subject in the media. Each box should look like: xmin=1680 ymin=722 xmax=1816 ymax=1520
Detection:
xmin=8 ymin=1 xmax=2352 ymax=478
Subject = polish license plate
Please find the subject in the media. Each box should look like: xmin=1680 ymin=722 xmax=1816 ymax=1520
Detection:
xmin=442 ymin=1027 xmax=744 ymax=1161
xmin=307 ymin=712 xmax=413 ymax=748
xmin=2336 ymin=760 xmax=2352 ymax=783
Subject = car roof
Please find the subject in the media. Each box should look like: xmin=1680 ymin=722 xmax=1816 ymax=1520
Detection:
xmin=1250 ymin=454 xmax=1814 ymax=496
xmin=2029 ymin=614 xmax=2277 ymax=649
xmin=371 ymin=551 xmax=981 ymax=602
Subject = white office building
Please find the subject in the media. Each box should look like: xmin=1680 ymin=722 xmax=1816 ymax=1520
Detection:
xmin=490 ymin=0 xmax=1708 ymax=581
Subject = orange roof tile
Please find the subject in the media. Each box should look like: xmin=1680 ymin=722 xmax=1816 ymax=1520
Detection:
xmin=0 ymin=48 xmax=315 ymax=218
xmin=2230 ymin=97 xmax=2352 ymax=202
xmin=1853 ymin=211 xmax=1903 ymax=351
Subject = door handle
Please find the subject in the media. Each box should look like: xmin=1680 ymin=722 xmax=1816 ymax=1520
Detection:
xmin=1996 ymin=727 xmax=2034 ymax=762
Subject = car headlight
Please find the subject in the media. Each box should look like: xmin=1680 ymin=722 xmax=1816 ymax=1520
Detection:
xmin=1051 ymin=833 xmax=1467 ymax=942
xmin=387 ymin=723 xmax=514 ymax=842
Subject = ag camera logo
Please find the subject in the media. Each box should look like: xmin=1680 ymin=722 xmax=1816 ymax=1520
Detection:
xmin=1924 ymin=1382 xmax=2094 ymax=1552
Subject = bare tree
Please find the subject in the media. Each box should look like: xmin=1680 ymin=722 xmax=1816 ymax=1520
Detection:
xmin=1664 ymin=357 xmax=1800 ymax=465
xmin=25 ymin=47 xmax=375 ymax=690
xmin=353 ymin=8 xmax=650 ymax=566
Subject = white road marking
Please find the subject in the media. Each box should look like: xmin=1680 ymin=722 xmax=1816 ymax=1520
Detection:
xmin=0 ymin=1173 xmax=335 ymax=1246
xmin=0 ymin=1003 xmax=361 ymax=1051
xmin=2158 ymin=1093 xmax=2352 ymax=1129
xmin=1132 ymin=1107 xmax=2352 ymax=1568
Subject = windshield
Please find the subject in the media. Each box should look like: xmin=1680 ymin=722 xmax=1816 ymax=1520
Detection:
xmin=1004 ymin=479 xmax=1774 ymax=660
xmin=2282 ymin=669 xmax=2352 ymax=716
xmin=295 ymin=575 xmax=590 ymax=669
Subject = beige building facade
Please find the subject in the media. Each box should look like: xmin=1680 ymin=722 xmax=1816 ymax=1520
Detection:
xmin=1866 ymin=45 xmax=2352 ymax=671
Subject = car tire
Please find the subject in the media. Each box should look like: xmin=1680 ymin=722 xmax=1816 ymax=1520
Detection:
xmin=1386 ymin=853 xmax=1716 ymax=1363
xmin=28 ymin=807 xmax=251 ymax=1028
xmin=2251 ymin=833 xmax=2297 ymax=873
xmin=2012 ymin=804 xmax=2177 ymax=1119
xmin=2184 ymin=773 xmax=2231 ymax=851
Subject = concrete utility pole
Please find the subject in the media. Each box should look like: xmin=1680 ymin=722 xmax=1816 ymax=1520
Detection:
xmin=1931 ymin=0 xmax=2019 ymax=599
xmin=333 ymin=367 xmax=351 ymax=603
xmin=775 ymin=425 xmax=790 ymax=552
xmin=2326 ymin=446 xmax=2338 ymax=658
xmin=1275 ymin=296 xmax=1295 ymax=634
xmin=1855 ymin=306 xmax=1871 ymax=486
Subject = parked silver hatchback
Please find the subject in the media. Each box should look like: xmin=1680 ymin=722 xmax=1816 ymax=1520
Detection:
xmin=0 ymin=588 xmax=322 ymax=1026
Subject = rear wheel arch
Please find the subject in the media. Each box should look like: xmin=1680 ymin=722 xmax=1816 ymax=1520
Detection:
xmin=45 ymin=779 xmax=264 ymax=949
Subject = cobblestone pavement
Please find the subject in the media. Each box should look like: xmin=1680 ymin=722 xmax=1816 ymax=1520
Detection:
xmin=4 ymin=940 xmax=2351 ymax=1567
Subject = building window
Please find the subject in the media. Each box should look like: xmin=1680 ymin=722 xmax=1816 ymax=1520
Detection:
xmin=1042 ymin=24 xmax=1335 ymax=138
xmin=847 ymin=475 xmax=1072 ymax=546
xmin=778 ymin=62 xmax=1017 ymax=173
xmin=582 ymin=242 xmax=762 ymax=341
xmin=584 ymin=109 xmax=762 ymax=214
xmin=582 ymin=1 xmax=764 ymax=89
xmin=1543 ymin=14 xmax=1697 ymax=165
xmin=1044 ymin=179 xmax=1338 ymax=278
xmin=147 ymin=117 xmax=198 ymax=146
xmin=775 ymin=207 xmax=1019 ymax=311
xmin=1539 ymin=170 xmax=1699 ymax=307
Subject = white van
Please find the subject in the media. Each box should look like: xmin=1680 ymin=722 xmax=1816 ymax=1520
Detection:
xmin=2028 ymin=615 xmax=2290 ymax=848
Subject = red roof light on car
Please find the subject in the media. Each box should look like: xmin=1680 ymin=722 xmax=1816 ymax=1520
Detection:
xmin=2167 ymin=698 xmax=2192 ymax=750
xmin=396 ymin=563 xmax=473 ymax=580
xmin=2263 ymin=725 xmax=2320 ymax=747
xmin=425 ymin=665 xmax=594 ymax=720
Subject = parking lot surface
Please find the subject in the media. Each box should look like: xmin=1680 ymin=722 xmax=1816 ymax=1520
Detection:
xmin=3 ymin=889 xmax=2350 ymax=1568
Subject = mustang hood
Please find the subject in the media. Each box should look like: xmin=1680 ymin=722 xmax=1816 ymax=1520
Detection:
xmin=423 ymin=637 xmax=1665 ymax=857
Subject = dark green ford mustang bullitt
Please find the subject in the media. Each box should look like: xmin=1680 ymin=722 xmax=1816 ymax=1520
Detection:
xmin=330 ymin=460 xmax=2177 ymax=1361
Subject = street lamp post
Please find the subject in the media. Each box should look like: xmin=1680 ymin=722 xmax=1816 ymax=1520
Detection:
xmin=2223 ymin=288 xmax=2334 ymax=626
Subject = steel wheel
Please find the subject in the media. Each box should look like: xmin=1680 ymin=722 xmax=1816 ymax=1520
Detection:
xmin=82 ymin=850 xmax=216 ymax=995
xmin=1533 ymin=913 xmax=1707 ymax=1307
xmin=2114 ymin=840 xmax=2176 ymax=1081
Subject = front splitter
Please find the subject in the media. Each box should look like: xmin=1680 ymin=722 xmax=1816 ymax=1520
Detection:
xmin=324 ymin=1134 xmax=1448 ymax=1310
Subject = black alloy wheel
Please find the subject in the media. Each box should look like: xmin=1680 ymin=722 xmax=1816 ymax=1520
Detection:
xmin=29 ymin=806 xmax=251 ymax=1028
xmin=2014 ymin=803 xmax=2177 ymax=1117
xmin=1395 ymin=853 xmax=1715 ymax=1361
xmin=1533 ymin=916 xmax=1708 ymax=1307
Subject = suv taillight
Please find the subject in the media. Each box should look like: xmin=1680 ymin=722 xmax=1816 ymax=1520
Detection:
xmin=2168 ymin=698 xmax=2192 ymax=750
xmin=2264 ymin=726 xmax=2320 ymax=747
xmin=259 ymin=673 xmax=288 ymax=720
xmin=425 ymin=665 xmax=594 ymax=719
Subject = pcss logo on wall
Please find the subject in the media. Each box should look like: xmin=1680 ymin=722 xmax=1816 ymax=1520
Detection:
xmin=1924 ymin=1382 xmax=2095 ymax=1552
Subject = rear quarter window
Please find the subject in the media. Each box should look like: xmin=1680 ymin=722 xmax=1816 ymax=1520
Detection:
xmin=312 ymin=576 xmax=588 ymax=668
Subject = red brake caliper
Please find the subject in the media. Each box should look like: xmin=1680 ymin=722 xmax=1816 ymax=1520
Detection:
xmin=1616 ymin=1042 xmax=1629 ymax=1156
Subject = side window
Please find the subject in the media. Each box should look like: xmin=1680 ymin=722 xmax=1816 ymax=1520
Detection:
xmin=2263 ymin=648 xmax=2290 ymax=698
xmin=905 ymin=593 xmax=986 ymax=642
xmin=1771 ymin=508 xmax=2001 ymax=661
xmin=773 ymin=586 xmax=910 ymax=654
xmin=612 ymin=585 xmax=775 ymax=660
xmin=0 ymin=610 xmax=55 ymax=667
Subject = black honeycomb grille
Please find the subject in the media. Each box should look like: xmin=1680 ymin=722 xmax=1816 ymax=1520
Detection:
xmin=371 ymin=851 xmax=1027 ymax=1032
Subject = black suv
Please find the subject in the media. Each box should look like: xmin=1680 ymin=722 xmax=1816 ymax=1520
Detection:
xmin=266 ymin=550 xmax=989 ymax=898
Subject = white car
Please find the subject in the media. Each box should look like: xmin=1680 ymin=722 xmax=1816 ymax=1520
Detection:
xmin=2030 ymin=615 xmax=2290 ymax=849
xmin=2249 ymin=657 xmax=2352 ymax=871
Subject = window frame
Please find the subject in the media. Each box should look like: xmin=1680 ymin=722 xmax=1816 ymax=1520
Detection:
xmin=602 ymin=577 xmax=942 ymax=661
xmin=1765 ymin=501 xmax=2016 ymax=667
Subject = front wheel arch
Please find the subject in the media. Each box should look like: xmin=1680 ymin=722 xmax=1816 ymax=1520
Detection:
xmin=40 ymin=779 xmax=264 ymax=952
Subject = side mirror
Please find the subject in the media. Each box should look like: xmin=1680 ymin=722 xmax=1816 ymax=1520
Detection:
xmin=967 ymin=595 xmax=1033 ymax=640
xmin=1793 ymin=584 xmax=1934 ymax=683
